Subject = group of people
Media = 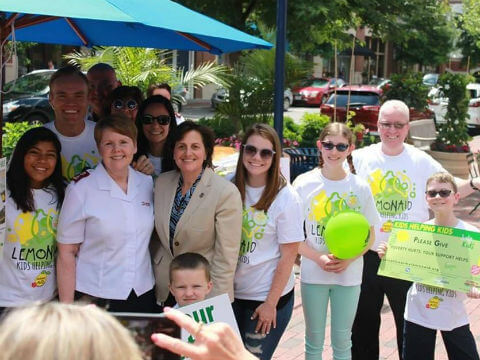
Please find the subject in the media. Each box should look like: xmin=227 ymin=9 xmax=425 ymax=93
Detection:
xmin=1 ymin=62 xmax=480 ymax=360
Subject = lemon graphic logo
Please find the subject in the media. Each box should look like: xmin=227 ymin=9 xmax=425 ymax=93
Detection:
xmin=426 ymin=296 xmax=443 ymax=309
xmin=31 ymin=270 xmax=50 ymax=288
xmin=240 ymin=208 xmax=267 ymax=256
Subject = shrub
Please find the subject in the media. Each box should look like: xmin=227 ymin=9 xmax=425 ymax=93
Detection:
xmin=298 ymin=113 xmax=330 ymax=147
xmin=2 ymin=121 xmax=42 ymax=160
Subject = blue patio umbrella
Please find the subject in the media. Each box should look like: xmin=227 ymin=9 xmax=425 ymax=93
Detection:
xmin=0 ymin=0 xmax=272 ymax=54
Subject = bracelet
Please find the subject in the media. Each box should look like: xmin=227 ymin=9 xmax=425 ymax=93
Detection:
xmin=471 ymin=178 xmax=480 ymax=192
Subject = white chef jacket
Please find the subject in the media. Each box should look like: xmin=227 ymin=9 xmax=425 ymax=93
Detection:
xmin=57 ymin=163 xmax=155 ymax=300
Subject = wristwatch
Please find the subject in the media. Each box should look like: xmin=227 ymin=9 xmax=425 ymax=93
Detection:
xmin=471 ymin=178 xmax=480 ymax=192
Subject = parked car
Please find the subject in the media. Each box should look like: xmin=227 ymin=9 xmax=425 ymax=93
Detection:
xmin=320 ymin=85 xmax=434 ymax=131
xmin=292 ymin=77 xmax=345 ymax=106
xmin=428 ymin=83 xmax=480 ymax=135
xmin=210 ymin=87 xmax=293 ymax=111
xmin=368 ymin=76 xmax=391 ymax=90
xmin=423 ymin=73 xmax=439 ymax=88
xmin=2 ymin=69 xmax=55 ymax=124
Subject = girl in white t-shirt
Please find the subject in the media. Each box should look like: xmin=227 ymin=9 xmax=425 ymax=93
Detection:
xmin=232 ymin=123 xmax=304 ymax=360
xmin=379 ymin=172 xmax=480 ymax=360
xmin=0 ymin=127 xmax=65 ymax=314
xmin=293 ymin=123 xmax=380 ymax=360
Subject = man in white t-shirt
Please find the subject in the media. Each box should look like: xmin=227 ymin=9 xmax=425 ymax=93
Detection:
xmin=45 ymin=66 xmax=101 ymax=182
xmin=351 ymin=100 xmax=480 ymax=360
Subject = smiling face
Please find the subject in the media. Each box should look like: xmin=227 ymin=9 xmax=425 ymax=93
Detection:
xmin=425 ymin=179 xmax=459 ymax=214
xmin=242 ymin=134 xmax=274 ymax=185
xmin=317 ymin=134 xmax=353 ymax=169
xmin=142 ymin=102 xmax=170 ymax=146
xmin=98 ymin=128 xmax=137 ymax=175
xmin=377 ymin=107 xmax=410 ymax=155
xmin=24 ymin=141 xmax=58 ymax=189
xmin=49 ymin=74 xmax=89 ymax=132
xmin=111 ymin=98 xmax=138 ymax=122
xmin=169 ymin=268 xmax=212 ymax=307
xmin=173 ymin=130 xmax=206 ymax=177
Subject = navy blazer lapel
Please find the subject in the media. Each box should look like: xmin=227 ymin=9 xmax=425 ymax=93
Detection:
xmin=174 ymin=168 xmax=213 ymax=240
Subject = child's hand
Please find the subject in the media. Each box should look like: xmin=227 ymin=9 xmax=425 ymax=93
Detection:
xmin=317 ymin=253 xmax=339 ymax=271
xmin=467 ymin=287 xmax=480 ymax=299
xmin=377 ymin=242 xmax=388 ymax=259
xmin=326 ymin=257 xmax=353 ymax=273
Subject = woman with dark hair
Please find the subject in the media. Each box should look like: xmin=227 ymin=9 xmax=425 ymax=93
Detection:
xmin=152 ymin=121 xmax=242 ymax=306
xmin=232 ymin=124 xmax=304 ymax=360
xmin=0 ymin=127 xmax=65 ymax=313
xmin=135 ymin=95 xmax=178 ymax=177
xmin=105 ymin=85 xmax=143 ymax=122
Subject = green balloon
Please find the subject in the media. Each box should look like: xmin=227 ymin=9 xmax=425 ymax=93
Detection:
xmin=324 ymin=211 xmax=370 ymax=259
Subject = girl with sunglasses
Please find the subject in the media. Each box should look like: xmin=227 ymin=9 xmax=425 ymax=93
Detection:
xmin=378 ymin=172 xmax=480 ymax=360
xmin=135 ymin=95 xmax=178 ymax=177
xmin=232 ymin=123 xmax=304 ymax=360
xmin=0 ymin=128 xmax=65 ymax=314
xmin=293 ymin=122 xmax=380 ymax=360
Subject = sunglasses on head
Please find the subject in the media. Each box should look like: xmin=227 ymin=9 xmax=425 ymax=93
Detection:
xmin=112 ymin=99 xmax=138 ymax=111
xmin=321 ymin=141 xmax=349 ymax=152
xmin=141 ymin=114 xmax=171 ymax=126
xmin=243 ymin=144 xmax=276 ymax=159
xmin=425 ymin=189 xmax=452 ymax=198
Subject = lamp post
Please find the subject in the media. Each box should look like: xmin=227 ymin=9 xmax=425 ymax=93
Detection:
xmin=273 ymin=0 xmax=287 ymax=144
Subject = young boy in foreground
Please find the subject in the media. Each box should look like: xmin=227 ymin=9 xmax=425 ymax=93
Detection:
xmin=169 ymin=253 xmax=213 ymax=307
xmin=379 ymin=172 xmax=480 ymax=360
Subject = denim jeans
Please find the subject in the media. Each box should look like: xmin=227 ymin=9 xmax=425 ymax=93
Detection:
xmin=232 ymin=290 xmax=294 ymax=360
xmin=403 ymin=320 xmax=480 ymax=360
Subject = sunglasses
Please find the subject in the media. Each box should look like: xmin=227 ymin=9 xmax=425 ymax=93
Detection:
xmin=142 ymin=114 xmax=171 ymax=126
xmin=425 ymin=189 xmax=453 ymax=198
xmin=378 ymin=122 xmax=408 ymax=129
xmin=321 ymin=141 xmax=349 ymax=152
xmin=112 ymin=99 xmax=138 ymax=111
xmin=243 ymin=144 xmax=276 ymax=159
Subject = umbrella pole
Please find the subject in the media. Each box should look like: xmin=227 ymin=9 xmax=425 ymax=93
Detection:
xmin=273 ymin=0 xmax=287 ymax=144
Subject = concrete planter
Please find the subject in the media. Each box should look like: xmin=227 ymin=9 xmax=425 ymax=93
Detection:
xmin=425 ymin=150 xmax=470 ymax=179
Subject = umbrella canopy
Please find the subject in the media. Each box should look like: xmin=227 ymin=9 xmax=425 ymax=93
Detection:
xmin=0 ymin=0 xmax=272 ymax=54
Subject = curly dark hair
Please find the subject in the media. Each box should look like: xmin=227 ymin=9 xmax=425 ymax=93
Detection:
xmin=7 ymin=127 xmax=65 ymax=212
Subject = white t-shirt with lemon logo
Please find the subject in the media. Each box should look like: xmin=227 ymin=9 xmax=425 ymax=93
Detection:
xmin=0 ymin=189 xmax=59 ymax=307
xmin=234 ymin=184 xmax=304 ymax=301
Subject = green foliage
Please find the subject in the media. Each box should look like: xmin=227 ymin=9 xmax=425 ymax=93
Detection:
xmin=298 ymin=113 xmax=330 ymax=148
xmin=432 ymin=73 xmax=473 ymax=152
xmin=282 ymin=117 xmax=302 ymax=145
xmin=383 ymin=72 xmax=429 ymax=110
xmin=64 ymin=47 xmax=229 ymax=100
xmin=197 ymin=115 xmax=237 ymax=139
xmin=2 ymin=122 xmax=42 ymax=160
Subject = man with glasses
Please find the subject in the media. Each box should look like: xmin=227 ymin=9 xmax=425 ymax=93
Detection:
xmin=87 ymin=63 xmax=121 ymax=122
xmin=351 ymin=100 xmax=480 ymax=359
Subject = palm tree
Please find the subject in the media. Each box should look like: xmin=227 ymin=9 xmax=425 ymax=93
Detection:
xmin=65 ymin=46 xmax=230 ymax=107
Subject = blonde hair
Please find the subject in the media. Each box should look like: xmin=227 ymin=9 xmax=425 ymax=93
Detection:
xmin=378 ymin=100 xmax=410 ymax=122
xmin=318 ymin=122 xmax=356 ymax=174
xmin=426 ymin=172 xmax=458 ymax=193
xmin=234 ymin=123 xmax=286 ymax=211
xmin=0 ymin=302 xmax=142 ymax=360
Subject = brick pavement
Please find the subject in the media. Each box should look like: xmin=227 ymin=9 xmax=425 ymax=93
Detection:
xmin=273 ymin=191 xmax=480 ymax=360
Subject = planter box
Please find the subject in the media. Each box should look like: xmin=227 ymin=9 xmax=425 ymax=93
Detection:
xmin=425 ymin=150 xmax=470 ymax=179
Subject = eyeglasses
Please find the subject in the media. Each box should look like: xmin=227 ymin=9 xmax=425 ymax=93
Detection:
xmin=243 ymin=144 xmax=276 ymax=159
xmin=112 ymin=99 xmax=138 ymax=111
xmin=321 ymin=141 xmax=349 ymax=152
xmin=425 ymin=189 xmax=453 ymax=198
xmin=378 ymin=122 xmax=408 ymax=129
xmin=142 ymin=114 xmax=171 ymax=125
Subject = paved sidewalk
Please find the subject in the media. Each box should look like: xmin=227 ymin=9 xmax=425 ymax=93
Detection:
xmin=273 ymin=191 xmax=480 ymax=360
